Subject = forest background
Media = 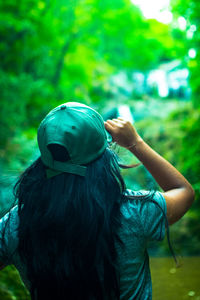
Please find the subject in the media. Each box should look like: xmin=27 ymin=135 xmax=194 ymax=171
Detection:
xmin=0 ymin=0 xmax=200 ymax=298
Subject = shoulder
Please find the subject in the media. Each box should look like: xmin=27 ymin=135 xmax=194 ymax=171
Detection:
xmin=123 ymin=189 xmax=166 ymax=213
xmin=121 ymin=190 xmax=167 ymax=241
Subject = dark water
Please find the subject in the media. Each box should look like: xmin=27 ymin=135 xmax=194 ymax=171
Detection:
xmin=0 ymin=257 xmax=199 ymax=299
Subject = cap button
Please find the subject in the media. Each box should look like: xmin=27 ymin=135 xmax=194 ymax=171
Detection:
xmin=60 ymin=105 xmax=66 ymax=110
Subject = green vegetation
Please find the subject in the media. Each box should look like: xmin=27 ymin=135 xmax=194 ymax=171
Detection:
xmin=0 ymin=265 xmax=30 ymax=299
xmin=0 ymin=0 xmax=184 ymax=149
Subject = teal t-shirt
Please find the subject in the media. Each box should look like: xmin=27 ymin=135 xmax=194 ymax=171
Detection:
xmin=0 ymin=190 xmax=166 ymax=299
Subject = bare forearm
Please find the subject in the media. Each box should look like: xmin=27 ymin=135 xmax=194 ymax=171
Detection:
xmin=129 ymin=138 xmax=193 ymax=193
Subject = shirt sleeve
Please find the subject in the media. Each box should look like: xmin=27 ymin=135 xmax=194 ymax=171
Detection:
xmin=0 ymin=205 xmax=19 ymax=266
xmin=124 ymin=190 xmax=167 ymax=242
xmin=136 ymin=191 xmax=167 ymax=242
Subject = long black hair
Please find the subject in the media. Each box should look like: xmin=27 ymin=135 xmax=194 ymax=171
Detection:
xmin=14 ymin=147 xmax=127 ymax=300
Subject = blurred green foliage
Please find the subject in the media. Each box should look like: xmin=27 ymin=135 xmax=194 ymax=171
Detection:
xmin=0 ymin=0 xmax=184 ymax=149
xmin=172 ymin=0 xmax=200 ymax=106
xmin=171 ymin=0 xmax=200 ymax=253
xmin=0 ymin=265 xmax=30 ymax=299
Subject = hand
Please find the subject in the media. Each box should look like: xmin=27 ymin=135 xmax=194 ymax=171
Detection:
xmin=104 ymin=117 xmax=142 ymax=148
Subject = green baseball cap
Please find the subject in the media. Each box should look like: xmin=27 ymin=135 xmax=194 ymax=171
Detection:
xmin=37 ymin=102 xmax=108 ymax=178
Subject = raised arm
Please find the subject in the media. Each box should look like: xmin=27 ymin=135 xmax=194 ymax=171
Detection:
xmin=104 ymin=118 xmax=195 ymax=225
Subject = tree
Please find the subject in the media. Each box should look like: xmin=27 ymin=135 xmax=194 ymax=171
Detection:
xmin=0 ymin=0 xmax=181 ymax=150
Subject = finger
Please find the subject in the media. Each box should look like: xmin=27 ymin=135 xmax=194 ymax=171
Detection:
xmin=115 ymin=118 xmax=127 ymax=124
xmin=112 ymin=118 xmax=122 ymax=124
xmin=110 ymin=119 xmax=124 ymax=128
xmin=117 ymin=117 xmax=127 ymax=122
xmin=105 ymin=120 xmax=117 ymax=127
xmin=110 ymin=118 xmax=124 ymax=125
xmin=117 ymin=117 xmax=131 ymax=124
xmin=104 ymin=121 xmax=114 ymax=132
xmin=106 ymin=119 xmax=124 ymax=130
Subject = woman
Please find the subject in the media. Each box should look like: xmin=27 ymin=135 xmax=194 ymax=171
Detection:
xmin=0 ymin=102 xmax=194 ymax=300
